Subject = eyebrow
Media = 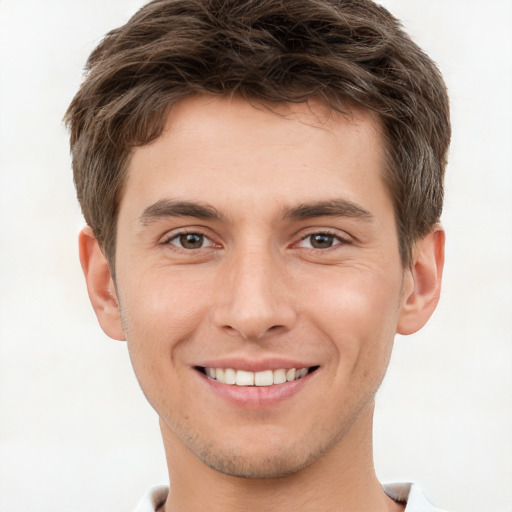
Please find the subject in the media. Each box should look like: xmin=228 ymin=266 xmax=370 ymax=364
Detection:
xmin=139 ymin=199 xmax=225 ymax=225
xmin=138 ymin=197 xmax=373 ymax=226
xmin=283 ymin=199 xmax=374 ymax=221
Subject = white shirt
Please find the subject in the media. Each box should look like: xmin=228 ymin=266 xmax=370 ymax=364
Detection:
xmin=385 ymin=483 xmax=448 ymax=511
xmin=133 ymin=482 xmax=448 ymax=511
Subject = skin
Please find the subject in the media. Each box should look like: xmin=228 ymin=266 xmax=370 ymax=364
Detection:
xmin=80 ymin=95 xmax=444 ymax=512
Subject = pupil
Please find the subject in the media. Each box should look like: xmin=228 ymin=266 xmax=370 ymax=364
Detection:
xmin=311 ymin=234 xmax=333 ymax=248
xmin=180 ymin=233 xmax=203 ymax=249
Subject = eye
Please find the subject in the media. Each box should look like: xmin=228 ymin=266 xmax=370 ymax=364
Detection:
xmin=298 ymin=232 xmax=347 ymax=249
xmin=166 ymin=232 xmax=214 ymax=250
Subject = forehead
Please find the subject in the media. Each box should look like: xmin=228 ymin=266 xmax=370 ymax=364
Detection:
xmin=121 ymin=95 xmax=389 ymax=220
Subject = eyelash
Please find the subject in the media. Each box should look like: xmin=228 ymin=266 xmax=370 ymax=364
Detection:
xmin=161 ymin=229 xmax=350 ymax=253
xmin=296 ymin=231 xmax=351 ymax=250
xmin=162 ymin=230 xmax=217 ymax=251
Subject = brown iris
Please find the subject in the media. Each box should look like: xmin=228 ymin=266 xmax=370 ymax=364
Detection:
xmin=179 ymin=233 xmax=204 ymax=249
xmin=309 ymin=233 xmax=335 ymax=249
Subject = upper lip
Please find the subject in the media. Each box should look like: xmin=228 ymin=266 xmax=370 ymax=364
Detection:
xmin=196 ymin=357 xmax=318 ymax=372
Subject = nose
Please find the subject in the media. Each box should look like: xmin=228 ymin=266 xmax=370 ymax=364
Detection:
xmin=212 ymin=246 xmax=297 ymax=340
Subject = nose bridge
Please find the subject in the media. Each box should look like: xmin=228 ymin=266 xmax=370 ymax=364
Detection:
xmin=213 ymin=240 xmax=296 ymax=340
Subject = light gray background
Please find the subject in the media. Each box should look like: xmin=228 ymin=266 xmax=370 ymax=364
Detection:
xmin=1 ymin=1 xmax=511 ymax=511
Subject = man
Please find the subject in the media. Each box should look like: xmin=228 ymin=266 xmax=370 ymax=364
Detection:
xmin=66 ymin=0 xmax=450 ymax=510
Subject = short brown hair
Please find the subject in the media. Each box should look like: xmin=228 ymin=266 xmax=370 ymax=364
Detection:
xmin=65 ymin=0 xmax=450 ymax=268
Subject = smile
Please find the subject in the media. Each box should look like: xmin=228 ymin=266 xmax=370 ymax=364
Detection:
xmin=200 ymin=367 xmax=317 ymax=386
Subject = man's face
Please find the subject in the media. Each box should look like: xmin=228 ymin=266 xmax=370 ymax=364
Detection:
xmin=114 ymin=96 xmax=411 ymax=477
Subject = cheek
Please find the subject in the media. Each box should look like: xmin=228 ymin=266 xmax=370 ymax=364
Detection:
xmin=307 ymin=266 xmax=402 ymax=366
xmin=117 ymin=270 xmax=216 ymax=421
xmin=117 ymin=268 xmax=211 ymax=367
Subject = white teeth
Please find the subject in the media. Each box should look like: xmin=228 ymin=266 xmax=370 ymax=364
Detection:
xmin=204 ymin=367 xmax=311 ymax=386
xmin=273 ymin=369 xmax=287 ymax=384
xmin=216 ymin=368 xmax=225 ymax=382
xmin=224 ymin=368 xmax=236 ymax=385
xmin=236 ymin=370 xmax=255 ymax=386
xmin=296 ymin=368 xmax=308 ymax=378
xmin=286 ymin=368 xmax=296 ymax=382
xmin=255 ymin=370 xmax=273 ymax=386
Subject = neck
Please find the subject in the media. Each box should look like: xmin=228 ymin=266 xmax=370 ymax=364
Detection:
xmin=159 ymin=403 xmax=403 ymax=512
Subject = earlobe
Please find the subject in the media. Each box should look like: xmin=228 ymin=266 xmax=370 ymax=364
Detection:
xmin=78 ymin=226 xmax=126 ymax=341
xmin=397 ymin=226 xmax=445 ymax=335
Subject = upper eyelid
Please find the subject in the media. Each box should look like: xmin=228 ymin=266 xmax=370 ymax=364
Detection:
xmin=158 ymin=226 xmax=352 ymax=247
xmin=162 ymin=231 xmax=220 ymax=252
xmin=160 ymin=226 xmax=215 ymax=243
xmin=296 ymin=228 xmax=352 ymax=242
xmin=297 ymin=232 xmax=349 ymax=246
xmin=300 ymin=230 xmax=349 ymax=240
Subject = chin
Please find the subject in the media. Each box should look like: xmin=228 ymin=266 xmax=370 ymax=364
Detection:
xmin=186 ymin=429 xmax=339 ymax=479
xmin=197 ymin=448 xmax=315 ymax=479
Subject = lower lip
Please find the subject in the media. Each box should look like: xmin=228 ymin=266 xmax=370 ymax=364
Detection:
xmin=196 ymin=370 xmax=315 ymax=409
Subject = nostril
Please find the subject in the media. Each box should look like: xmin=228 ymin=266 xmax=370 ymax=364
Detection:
xmin=220 ymin=323 xmax=284 ymax=340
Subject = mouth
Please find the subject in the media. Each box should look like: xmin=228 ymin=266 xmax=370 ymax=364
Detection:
xmin=196 ymin=366 xmax=320 ymax=387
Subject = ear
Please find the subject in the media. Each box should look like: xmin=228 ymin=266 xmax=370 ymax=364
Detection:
xmin=78 ymin=226 xmax=126 ymax=341
xmin=397 ymin=226 xmax=445 ymax=335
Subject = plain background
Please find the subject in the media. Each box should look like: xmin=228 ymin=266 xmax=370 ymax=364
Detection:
xmin=0 ymin=1 xmax=511 ymax=511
